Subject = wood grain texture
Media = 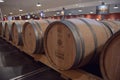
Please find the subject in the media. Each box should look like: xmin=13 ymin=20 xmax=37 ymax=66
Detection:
xmin=11 ymin=21 xmax=25 ymax=46
xmin=4 ymin=21 xmax=13 ymax=41
xmin=101 ymin=20 xmax=120 ymax=34
xmin=44 ymin=18 xmax=111 ymax=70
xmin=100 ymin=31 xmax=120 ymax=80
xmin=22 ymin=53 xmax=103 ymax=80
xmin=0 ymin=21 xmax=5 ymax=37
xmin=1 ymin=20 xmax=103 ymax=80
xmin=22 ymin=20 xmax=55 ymax=54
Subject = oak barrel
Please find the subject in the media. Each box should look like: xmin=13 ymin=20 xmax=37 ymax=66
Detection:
xmin=0 ymin=22 xmax=3 ymax=36
xmin=22 ymin=19 xmax=55 ymax=54
xmin=4 ymin=21 xmax=13 ymax=41
xmin=100 ymin=30 xmax=120 ymax=80
xmin=11 ymin=21 xmax=25 ymax=46
xmin=44 ymin=18 xmax=111 ymax=70
xmin=0 ymin=21 xmax=5 ymax=37
xmin=101 ymin=20 xmax=120 ymax=34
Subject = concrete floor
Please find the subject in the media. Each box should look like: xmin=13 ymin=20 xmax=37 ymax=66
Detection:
xmin=0 ymin=38 xmax=64 ymax=80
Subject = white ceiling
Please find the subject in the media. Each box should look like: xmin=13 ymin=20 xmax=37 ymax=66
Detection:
xmin=0 ymin=0 xmax=120 ymax=16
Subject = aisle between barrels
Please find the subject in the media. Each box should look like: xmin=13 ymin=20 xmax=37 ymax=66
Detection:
xmin=0 ymin=38 xmax=65 ymax=80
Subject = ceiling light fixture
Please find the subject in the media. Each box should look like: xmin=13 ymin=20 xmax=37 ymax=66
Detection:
xmin=90 ymin=11 xmax=94 ymax=14
xmin=36 ymin=2 xmax=41 ymax=7
xmin=9 ymin=12 xmax=13 ymax=14
xmin=0 ymin=0 xmax=4 ymax=2
xmin=114 ymin=4 xmax=119 ymax=9
xmin=68 ymin=13 xmax=72 ymax=15
xmin=78 ymin=9 xmax=82 ymax=12
xmin=32 ymin=14 xmax=35 ymax=17
xmin=75 ymin=4 xmax=78 ymax=6
xmin=46 ymin=9 xmax=49 ymax=11
xmin=56 ymin=12 xmax=60 ymax=14
xmin=19 ymin=8 xmax=23 ymax=12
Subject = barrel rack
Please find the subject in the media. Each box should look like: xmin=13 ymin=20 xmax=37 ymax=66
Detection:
xmin=3 ymin=38 xmax=103 ymax=80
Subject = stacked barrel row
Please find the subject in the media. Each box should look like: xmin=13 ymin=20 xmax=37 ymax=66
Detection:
xmin=0 ymin=20 xmax=55 ymax=54
xmin=44 ymin=19 xmax=120 ymax=80
xmin=0 ymin=18 xmax=120 ymax=80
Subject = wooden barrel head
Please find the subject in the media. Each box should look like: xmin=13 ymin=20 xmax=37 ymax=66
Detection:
xmin=11 ymin=21 xmax=25 ymax=46
xmin=4 ymin=21 xmax=13 ymax=41
xmin=22 ymin=22 xmax=37 ymax=54
xmin=1 ymin=22 xmax=5 ymax=37
xmin=4 ymin=22 xmax=10 ymax=40
xmin=100 ymin=31 xmax=120 ymax=80
xmin=44 ymin=21 xmax=78 ymax=70
xmin=44 ymin=18 xmax=111 ymax=70
xmin=12 ymin=22 xmax=19 ymax=45
xmin=22 ymin=20 xmax=52 ymax=54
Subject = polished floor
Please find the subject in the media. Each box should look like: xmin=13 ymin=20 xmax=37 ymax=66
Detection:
xmin=0 ymin=38 xmax=64 ymax=80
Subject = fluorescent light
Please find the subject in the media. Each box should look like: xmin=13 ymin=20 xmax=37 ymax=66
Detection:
xmin=68 ymin=13 xmax=72 ymax=15
xmin=36 ymin=3 xmax=41 ymax=7
xmin=75 ymin=4 xmax=78 ymax=6
xmin=0 ymin=0 xmax=4 ymax=2
xmin=27 ymin=15 xmax=30 ymax=19
xmin=56 ymin=12 xmax=60 ymax=14
xmin=9 ymin=12 xmax=13 ymax=14
xmin=46 ymin=9 xmax=49 ymax=11
xmin=19 ymin=9 xmax=23 ymax=12
xmin=90 ymin=11 xmax=94 ymax=14
xmin=96 ymin=18 xmax=100 ymax=21
xmin=114 ymin=5 xmax=119 ymax=9
xmin=78 ymin=9 xmax=82 ymax=12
